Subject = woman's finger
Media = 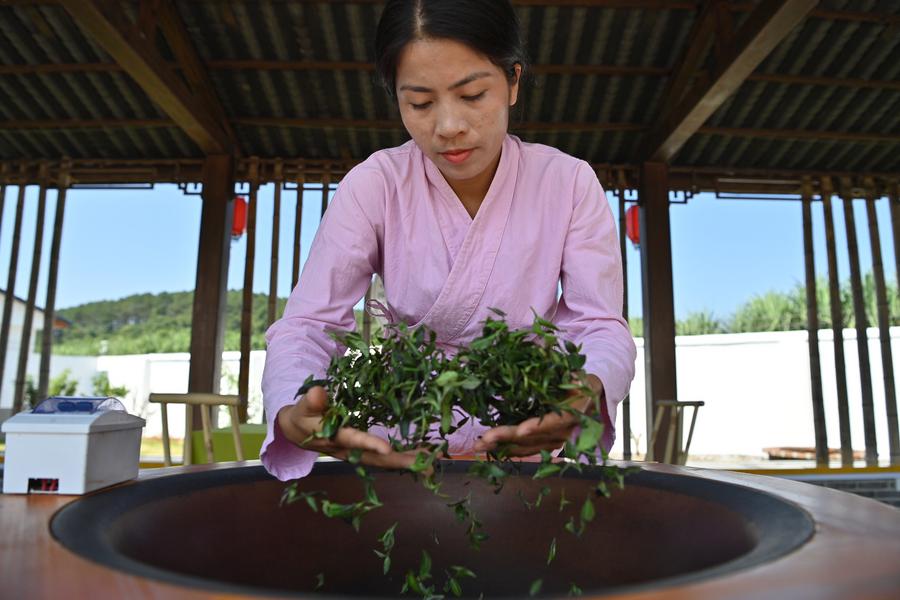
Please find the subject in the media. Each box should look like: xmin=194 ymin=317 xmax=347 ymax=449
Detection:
xmin=333 ymin=427 xmax=393 ymax=455
xmin=331 ymin=447 xmax=423 ymax=470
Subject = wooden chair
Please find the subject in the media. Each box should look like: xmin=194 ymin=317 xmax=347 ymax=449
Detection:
xmin=149 ymin=393 xmax=245 ymax=466
xmin=647 ymin=400 xmax=704 ymax=465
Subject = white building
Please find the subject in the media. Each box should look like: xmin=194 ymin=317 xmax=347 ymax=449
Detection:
xmin=0 ymin=289 xmax=70 ymax=417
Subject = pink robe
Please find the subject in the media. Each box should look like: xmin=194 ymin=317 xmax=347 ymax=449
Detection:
xmin=261 ymin=135 xmax=636 ymax=481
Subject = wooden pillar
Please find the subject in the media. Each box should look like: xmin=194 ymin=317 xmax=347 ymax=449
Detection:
xmin=0 ymin=178 xmax=26 ymax=408
xmin=840 ymin=178 xmax=878 ymax=466
xmin=13 ymin=164 xmax=48 ymax=414
xmin=268 ymin=160 xmax=282 ymax=327
xmin=821 ymin=177 xmax=853 ymax=466
xmin=37 ymin=164 xmax=70 ymax=403
xmin=0 ymin=182 xmax=7 ymax=394
xmin=801 ymin=178 xmax=828 ymax=466
xmin=238 ymin=158 xmax=259 ymax=423
xmin=617 ymin=174 xmax=632 ymax=461
xmin=639 ymin=162 xmax=677 ymax=462
xmin=291 ymin=173 xmax=305 ymax=290
xmin=863 ymin=178 xmax=898 ymax=464
xmin=891 ymin=182 xmax=900 ymax=303
xmin=320 ymin=171 xmax=330 ymax=218
xmin=187 ymin=155 xmax=234 ymax=405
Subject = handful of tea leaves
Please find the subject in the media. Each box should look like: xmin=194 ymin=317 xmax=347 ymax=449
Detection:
xmin=281 ymin=309 xmax=629 ymax=598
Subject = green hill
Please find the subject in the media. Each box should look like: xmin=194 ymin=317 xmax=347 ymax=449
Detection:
xmin=54 ymin=290 xmax=288 ymax=356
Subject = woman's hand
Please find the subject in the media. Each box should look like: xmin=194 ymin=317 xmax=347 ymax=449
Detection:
xmin=276 ymin=385 xmax=424 ymax=469
xmin=473 ymin=375 xmax=606 ymax=457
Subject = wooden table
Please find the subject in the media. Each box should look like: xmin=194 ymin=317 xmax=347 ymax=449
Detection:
xmin=2 ymin=461 xmax=899 ymax=599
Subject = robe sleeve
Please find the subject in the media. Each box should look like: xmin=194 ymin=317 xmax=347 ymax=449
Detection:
xmin=554 ymin=162 xmax=637 ymax=451
xmin=260 ymin=167 xmax=384 ymax=481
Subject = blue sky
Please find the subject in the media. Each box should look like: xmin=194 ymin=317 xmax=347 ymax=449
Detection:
xmin=0 ymin=181 xmax=895 ymax=322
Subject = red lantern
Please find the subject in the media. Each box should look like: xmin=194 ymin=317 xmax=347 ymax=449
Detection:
xmin=232 ymin=196 xmax=247 ymax=239
xmin=625 ymin=205 xmax=640 ymax=247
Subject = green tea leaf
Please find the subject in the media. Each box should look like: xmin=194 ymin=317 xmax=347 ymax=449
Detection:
xmin=581 ymin=498 xmax=596 ymax=523
xmin=529 ymin=578 xmax=543 ymax=596
xmin=419 ymin=550 xmax=432 ymax=580
xmin=533 ymin=463 xmax=561 ymax=479
xmin=547 ymin=537 xmax=557 ymax=565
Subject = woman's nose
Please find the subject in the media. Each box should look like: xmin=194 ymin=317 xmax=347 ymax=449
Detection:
xmin=434 ymin=105 xmax=468 ymax=139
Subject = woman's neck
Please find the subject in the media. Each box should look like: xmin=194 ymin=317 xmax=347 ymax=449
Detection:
xmin=445 ymin=149 xmax=502 ymax=219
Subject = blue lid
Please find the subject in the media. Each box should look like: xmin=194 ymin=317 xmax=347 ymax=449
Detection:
xmin=32 ymin=396 xmax=126 ymax=415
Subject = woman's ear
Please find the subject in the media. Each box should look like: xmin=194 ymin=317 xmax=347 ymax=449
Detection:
xmin=509 ymin=63 xmax=522 ymax=107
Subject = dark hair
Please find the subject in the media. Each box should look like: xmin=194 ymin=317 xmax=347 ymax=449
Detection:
xmin=375 ymin=0 xmax=528 ymax=98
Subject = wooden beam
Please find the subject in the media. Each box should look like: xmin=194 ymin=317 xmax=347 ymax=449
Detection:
xmin=187 ymin=155 xmax=233 ymax=402
xmin=639 ymin=162 xmax=677 ymax=462
xmin=696 ymin=127 xmax=899 ymax=144
xmin=6 ymin=60 xmax=900 ymax=92
xmin=58 ymin=0 xmax=233 ymax=155
xmin=153 ymin=0 xmax=241 ymax=154
xmin=643 ymin=0 xmax=817 ymax=162
xmin=800 ymin=177 xmax=827 ymax=466
xmin=0 ymin=119 xmax=174 ymax=129
xmin=9 ymin=117 xmax=897 ymax=146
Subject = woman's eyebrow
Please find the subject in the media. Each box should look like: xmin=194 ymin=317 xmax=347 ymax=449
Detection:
xmin=398 ymin=71 xmax=493 ymax=93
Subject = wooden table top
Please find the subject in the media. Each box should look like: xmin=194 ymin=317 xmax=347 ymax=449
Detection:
xmin=2 ymin=461 xmax=899 ymax=600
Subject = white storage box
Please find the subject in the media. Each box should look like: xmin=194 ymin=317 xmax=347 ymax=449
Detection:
xmin=2 ymin=397 xmax=145 ymax=495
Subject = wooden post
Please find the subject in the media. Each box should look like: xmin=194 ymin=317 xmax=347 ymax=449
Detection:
xmin=291 ymin=173 xmax=305 ymax=290
xmin=13 ymin=164 xmax=48 ymax=414
xmin=639 ymin=162 xmax=678 ymax=462
xmin=0 ymin=178 xmax=26 ymax=408
xmin=863 ymin=178 xmax=898 ymax=465
xmin=37 ymin=163 xmax=70 ymax=402
xmin=891 ymin=182 xmax=900 ymax=305
xmin=840 ymin=178 xmax=877 ymax=466
xmin=362 ymin=285 xmax=372 ymax=344
xmin=617 ymin=172 xmax=632 ymax=461
xmin=801 ymin=178 xmax=828 ymax=466
xmin=268 ymin=160 xmax=282 ymax=328
xmin=187 ymin=154 xmax=234 ymax=439
xmin=238 ymin=158 xmax=259 ymax=423
xmin=821 ymin=177 xmax=853 ymax=466
xmin=321 ymin=171 xmax=330 ymax=218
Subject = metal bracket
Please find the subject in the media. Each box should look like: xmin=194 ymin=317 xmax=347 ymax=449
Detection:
xmin=177 ymin=182 xmax=203 ymax=196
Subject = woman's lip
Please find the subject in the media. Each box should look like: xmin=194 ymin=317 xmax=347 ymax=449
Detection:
xmin=440 ymin=149 xmax=474 ymax=164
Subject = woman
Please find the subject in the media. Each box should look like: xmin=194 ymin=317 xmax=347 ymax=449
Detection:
xmin=261 ymin=0 xmax=636 ymax=481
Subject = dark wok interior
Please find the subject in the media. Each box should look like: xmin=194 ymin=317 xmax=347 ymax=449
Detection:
xmin=51 ymin=463 xmax=813 ymax=598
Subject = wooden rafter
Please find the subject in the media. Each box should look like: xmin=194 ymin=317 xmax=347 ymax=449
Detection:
xmin=152 ymin=0 xmax=241 ymax=154
xmin=5 ymin=118 xmax=897 ymax=146
xmin=642 ymin=0 xmax=818 ymax=163
xmin=58 ymin=0 xmax=234 ymax=155
xmin=8 ymin=61 xmax=898 ymax=92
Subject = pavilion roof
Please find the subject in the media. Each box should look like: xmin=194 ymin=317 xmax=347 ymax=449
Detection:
xmin=0 ymin=1 xmax=898 ymax=187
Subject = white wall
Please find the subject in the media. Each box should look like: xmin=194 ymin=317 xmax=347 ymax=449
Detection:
xmin=611 ymin=327 xmax=900 ymax=459
xmin=4 ymin=327 xmax=899 ymax=460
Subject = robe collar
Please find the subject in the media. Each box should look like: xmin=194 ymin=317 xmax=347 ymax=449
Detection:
xmin=412 ymin=135 xmax=521 ymax=342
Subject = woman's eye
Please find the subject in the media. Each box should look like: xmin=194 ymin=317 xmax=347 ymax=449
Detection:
xmin=410 ymin=102 xmax=432 ymax=111
xmin=463 ymin=92 xmax=486 ymax=102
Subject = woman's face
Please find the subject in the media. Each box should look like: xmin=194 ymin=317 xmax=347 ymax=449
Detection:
xmin=395 ymin=38 xmax=520 ymax=187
